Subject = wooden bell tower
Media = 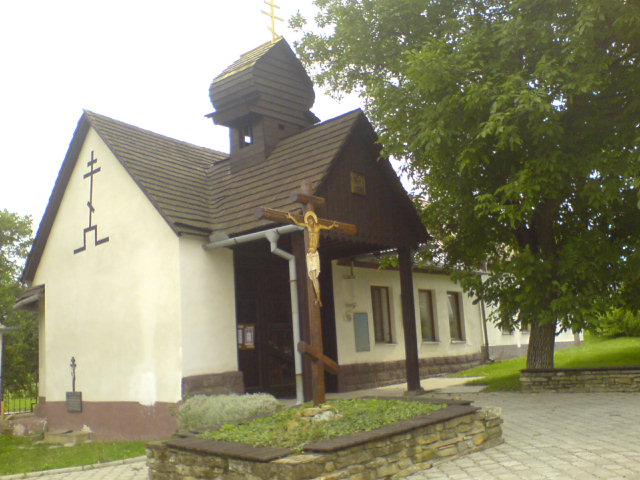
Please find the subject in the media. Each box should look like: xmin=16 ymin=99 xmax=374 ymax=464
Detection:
xmin=208 ymin=40 xmax=320 ymax=172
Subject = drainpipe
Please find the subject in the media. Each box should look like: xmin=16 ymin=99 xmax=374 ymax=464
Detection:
xmin=478 ymin=266 xmax=492 ymax=363
xmin=264 ymin=231 xmax=304 ymax=405
xmin=203 ymin=225 xmax=304 ymax=404
xmin=480 ymin=299 xmax=492 ymax=363
xmin=203 ymin=225 xmax=302 ymax=250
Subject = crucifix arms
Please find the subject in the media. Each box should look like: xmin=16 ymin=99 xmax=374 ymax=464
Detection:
xmin=256 ymin=207 xmax=357 ymax=235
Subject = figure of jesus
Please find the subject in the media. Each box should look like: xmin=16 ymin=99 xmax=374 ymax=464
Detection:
xmin=287 ymin=211 xmax=338 ymax=306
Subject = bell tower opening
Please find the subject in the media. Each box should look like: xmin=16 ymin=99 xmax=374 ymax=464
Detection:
xmin=239 ymin=125 xmax=254 ymax=148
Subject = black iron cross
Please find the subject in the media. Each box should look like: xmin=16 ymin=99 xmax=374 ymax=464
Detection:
xmin=74 ymin=151 xmax=109 ymax=254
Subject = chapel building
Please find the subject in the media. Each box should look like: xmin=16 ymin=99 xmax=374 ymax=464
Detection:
xmin=17 ymin=39 xmax=576 ymax=439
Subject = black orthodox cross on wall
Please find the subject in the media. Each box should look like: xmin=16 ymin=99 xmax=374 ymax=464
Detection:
xmin=74 ymin=151 xmax=109 ymax=254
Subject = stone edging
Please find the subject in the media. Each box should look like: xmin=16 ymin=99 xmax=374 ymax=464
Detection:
xmin=521 ymin=365 xmax=640 ymax=373
xmin=165 ymin=402 xmax=478 ymax=461
xmin=0 ymin=456 xmax=146 ymax=480
xmin=147 ymin=400 xmax=504 ymax=480
xmin=521 ymin=367 xmax=640 ymax=393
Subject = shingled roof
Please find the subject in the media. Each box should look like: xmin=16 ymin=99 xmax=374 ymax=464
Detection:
xmin=23 ymin=108 xmax=363 ymax=282
xmin=85 ymin=111 xmax=226 ymax=235
xmin=210 ymin=109 xmax=362 ymax=234
xmin=209 ymin=39 xmax=318 ymax=128
xmin=214 ymin=40 xmax=280 ymax=81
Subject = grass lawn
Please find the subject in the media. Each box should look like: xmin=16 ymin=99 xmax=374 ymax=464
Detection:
xmin=455 ymin=335 xmax=640 ymax=391
xmin=0 ymin=435 xmax=146 ymax=476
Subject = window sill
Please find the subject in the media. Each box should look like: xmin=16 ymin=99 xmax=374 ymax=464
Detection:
xmin=422 ymin=341 xmax=439 ymax=345
xmin=375 ymin=342 xmax=398 ymax=346
xmin=450 ymin=340 xmax=466 ymax=344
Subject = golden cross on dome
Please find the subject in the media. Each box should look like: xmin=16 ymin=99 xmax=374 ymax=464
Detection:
xmin=261 ymin=0 xmax=284 ymax=42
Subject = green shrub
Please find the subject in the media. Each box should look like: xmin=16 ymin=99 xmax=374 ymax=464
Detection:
xmin=594 ymin=307 xmax=640 ymax=338
xmin=177 ymin=393 xmax=282 ymax=432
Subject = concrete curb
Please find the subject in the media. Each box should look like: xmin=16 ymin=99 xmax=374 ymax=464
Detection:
xmin=0 ymin=456 xmax=146 ymax=479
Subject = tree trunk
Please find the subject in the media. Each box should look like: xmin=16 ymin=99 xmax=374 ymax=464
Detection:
xmin=526 ymin=320 xmax=556 ymax=369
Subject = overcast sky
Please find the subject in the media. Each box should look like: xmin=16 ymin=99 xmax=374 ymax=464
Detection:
xmin=0 ymin=0 xmax=362 ymax=227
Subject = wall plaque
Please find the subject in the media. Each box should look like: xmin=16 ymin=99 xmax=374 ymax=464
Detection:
xmin=350 ymin=171 xmax=367 ymax=196
xmin=353 ymin=312 xmax=371 ymax=352
xmin=66 ymin=391 xmax=83 ymax=413
xmin=237 ymin=324 xmax=256 ymax=350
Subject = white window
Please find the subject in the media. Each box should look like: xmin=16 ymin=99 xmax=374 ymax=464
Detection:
xmin=371 ymin=286 xmax=393 ymax=343
xmin=419 ymin=290 xmax=437 ymax=342
xmin=447 ymin=292 xmax=465 ymax=341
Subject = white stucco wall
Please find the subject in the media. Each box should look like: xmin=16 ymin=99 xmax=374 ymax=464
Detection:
xmin=33 ymin=128 xmax=182 ymax=405
xmin=179 ymin=237 xmax=237 ymax=378
xmin=37 ymin=307 xmax=46 ymax=399
xmin=332 ymin=264 xmax=485 ymax=365
xmin=484 ymin=315 xmax=580 ymax=349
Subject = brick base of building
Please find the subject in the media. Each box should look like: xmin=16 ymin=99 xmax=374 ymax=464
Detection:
xmin=337 ymin=353 xmax=484 ymax=392
xmin=182 ymin=371 xmax=245 ymax=397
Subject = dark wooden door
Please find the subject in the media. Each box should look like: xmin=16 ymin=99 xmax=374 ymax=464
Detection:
xmin=235 ymin=245 xmax=295 ymax=397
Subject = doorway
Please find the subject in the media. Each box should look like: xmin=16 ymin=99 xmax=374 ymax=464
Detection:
xmin=234 ymin=241 xmax=296 ymax=397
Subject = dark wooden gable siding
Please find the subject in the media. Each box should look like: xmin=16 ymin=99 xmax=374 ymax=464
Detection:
xmin=314 ymin=120 xmax=429 ymax=252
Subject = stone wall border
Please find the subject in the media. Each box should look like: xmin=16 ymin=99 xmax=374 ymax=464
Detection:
xmin=147 ymin=397 xmax=503 ymax=480
xmin=521 ymin=366 xmax=640 ymax=393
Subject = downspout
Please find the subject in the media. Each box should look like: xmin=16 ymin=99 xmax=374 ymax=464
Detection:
xmin=480 ymin=299 xmax=492 ymax=363
xmin=478 ymin=266 xmax=492 ymax=363
xmin=203 ymin=225 xmax=304 ymax=404
xmin=264 ymin=231 xmax=304 ymax=405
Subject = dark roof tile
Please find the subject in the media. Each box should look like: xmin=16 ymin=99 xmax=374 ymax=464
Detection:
xmin=85 ymin=111 xmax=227 ymax=234
xmin=83 ymin=108 xmax=361 ymax=237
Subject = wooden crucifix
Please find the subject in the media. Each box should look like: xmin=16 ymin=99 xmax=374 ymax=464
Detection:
xmin=257 ymin=183 xmax=356 ymax=404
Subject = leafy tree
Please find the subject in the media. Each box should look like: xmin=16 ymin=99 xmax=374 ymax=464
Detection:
xmin=0 ymin=210 xmax=37 ymax=393
xmin=293 ymin=0 xmax=640 ymax=367
xmin=593 ymin=307 xmax=640 ymax=338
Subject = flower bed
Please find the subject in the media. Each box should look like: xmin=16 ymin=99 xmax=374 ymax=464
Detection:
xmin=147 ymin=398 xmax=503 ymax=480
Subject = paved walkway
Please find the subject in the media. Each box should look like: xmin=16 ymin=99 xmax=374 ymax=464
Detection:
xmin=409 ymin=391 xmax=640 ymax=480
xmin=4 ymin=387 xmax=639 ymax=479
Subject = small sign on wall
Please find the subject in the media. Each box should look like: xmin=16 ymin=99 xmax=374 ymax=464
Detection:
xmin=350 ymin=171 xmax=367 ymax=196
xmin=353 ymin=313 xmax=370 ymax=352
xmin=66 ymin=391 xmax=83 ymax=413
xmin=237 ymin=324 xmax=256 ymax=350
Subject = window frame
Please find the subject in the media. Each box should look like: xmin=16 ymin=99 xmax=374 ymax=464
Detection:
xmin=418 ymin=289 xmax=437 ymax=342
xmin=446 ymin=291 xmax=465 ymax=341
xmin=370 ymin=285 xmax=393 ymax=344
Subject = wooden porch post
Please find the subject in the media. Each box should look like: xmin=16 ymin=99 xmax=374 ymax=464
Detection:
xmin=292 ymin=231 xmax=313 ymax=402
xmin=399 ymin=247 xmax=423 ymax=392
